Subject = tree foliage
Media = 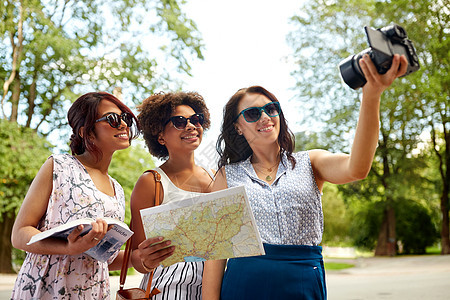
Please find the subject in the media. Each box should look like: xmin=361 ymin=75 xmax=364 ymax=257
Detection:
xmin=0 ymin=0 xmax=203 ymax=272
xmin=395 ymin=198 xmax=439 ymax=254
xmin=0 ymin=119 xmax=52 ymax=272
xmin=0 ymin=0 xmax=204 ymax=134
xmin=288 ymin=0 xmax=448 ymax=254
xmin=0 ymin=120 xmax=52 ymax=218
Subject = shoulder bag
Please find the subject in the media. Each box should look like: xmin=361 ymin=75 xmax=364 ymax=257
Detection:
xmin=116 ymin=170 xmax=162 ymax=299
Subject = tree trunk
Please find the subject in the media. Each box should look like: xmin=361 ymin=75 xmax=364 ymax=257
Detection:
xmin=10 ymin=75 xmax=21 ymax=123
xmin=375 ymin=204 xmax=396 ymax=256
xmin=441 ymin=180 xmax=449 ymax=254
xmin=441 ymin=125 xmax=450 ymax=254
xmin=0 ymin=212 xmax=16 ymax=273
xmin=1 ymin=1 xmax=24 ymax=119
xmin=26 ymin=74 xmax=37 ymax=128
xmin=375 ymin=132 xmax=396 ymax=256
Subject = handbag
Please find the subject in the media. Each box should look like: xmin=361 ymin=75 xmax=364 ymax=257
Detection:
xmin=116 ymin=170 xmax=163 ymax=299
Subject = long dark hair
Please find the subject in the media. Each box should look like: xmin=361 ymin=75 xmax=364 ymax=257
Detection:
xmin=68 ymin=92 xmax=139 ymax=160
xmin=216 ymin=86 xmax=296 ymax=170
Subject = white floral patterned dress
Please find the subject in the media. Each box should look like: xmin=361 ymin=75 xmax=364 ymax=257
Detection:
xmin=11 ymin=154 xmax=125 ymax=300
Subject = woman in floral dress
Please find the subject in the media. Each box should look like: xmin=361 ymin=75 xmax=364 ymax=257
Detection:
xmin=11 ymin=92 xmax=138 ymax=299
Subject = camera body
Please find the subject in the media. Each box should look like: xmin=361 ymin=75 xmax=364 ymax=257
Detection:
xmin=339 ymin=24 xmax=420 ymax=89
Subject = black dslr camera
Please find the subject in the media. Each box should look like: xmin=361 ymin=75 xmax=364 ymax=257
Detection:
xmin=339 ymin=24 xmax=420 ymax=89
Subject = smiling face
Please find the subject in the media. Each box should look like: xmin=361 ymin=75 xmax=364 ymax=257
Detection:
xmin=159 ymin=104 xmax=203 ymax=156
xmin=90 ymin=100 xmax=131 ymax=154
xmin=235 ymin=93 xmax=280 ymax=149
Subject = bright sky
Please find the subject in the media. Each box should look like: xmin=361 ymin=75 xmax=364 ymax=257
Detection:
xmin=47 ymin=0 xmax=306 ymax=166
xmin=180 ymin=0 xmax=305 ymax=168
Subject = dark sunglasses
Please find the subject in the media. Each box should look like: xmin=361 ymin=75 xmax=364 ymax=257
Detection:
xmin=236 ymin=101 xmax=281 ymax=123
xmin=95 ymin=112 xmax=133 ymax=128
xmin=165 ymin=113 xmax=205 ymax=130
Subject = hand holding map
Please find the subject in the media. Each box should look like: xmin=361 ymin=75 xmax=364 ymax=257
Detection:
xmin=140 ymin=186 xmax=265 ymax=267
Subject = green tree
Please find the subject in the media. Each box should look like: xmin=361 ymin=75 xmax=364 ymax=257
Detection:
xmin=343 ymin=168 xmax=440 ymax=254
xmin=395 ymin=198 xmax=439 ymax=254
xmin=0 ymin=0 xmax=204 ymax=132
xmin=294 ymin=131 xmax=327 ymax=152
xmin=0 ymin=0 xmax=204 ymax=272
xmin=288 ymin=0 xmax=447 ymax=255
xmin=0 ymin=119 xmax=52 ymax=273
xmin=321 ymin=183 xmax=352 ymax=246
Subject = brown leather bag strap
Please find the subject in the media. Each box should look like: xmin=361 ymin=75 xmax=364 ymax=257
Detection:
xmin=145 ymin=170 xmax=162 ymax=206
xmin=119 ymin=230 xmax=133 ymax=290
xmin=118 ymin=170 xmax=163 ymax=297
xmin=143 ymin=170 xmax=162 ymax=298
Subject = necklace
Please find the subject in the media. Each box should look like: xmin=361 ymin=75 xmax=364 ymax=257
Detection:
xmin=252 ymin=159 xmax=280 ymax=182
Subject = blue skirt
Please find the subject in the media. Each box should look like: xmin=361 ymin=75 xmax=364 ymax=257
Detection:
xmin=221 ymin=244 xmax=326 ymax=300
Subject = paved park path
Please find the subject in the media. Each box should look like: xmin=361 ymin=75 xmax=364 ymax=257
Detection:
xmin=326 ymin=255 xmax=450 ymax=299
xmin=1 ymin=255 xmax=449 ymax=299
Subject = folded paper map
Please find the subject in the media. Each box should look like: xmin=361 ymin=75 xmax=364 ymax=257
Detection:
xmin=140 ymin=186 xmax=265 ymax=267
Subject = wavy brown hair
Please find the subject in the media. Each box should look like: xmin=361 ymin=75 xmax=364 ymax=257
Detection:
xmin=137 ymin=91 xmax=211 ymax=159
xmin=216 ymin=86 xmax=295 ymax=169
xmin=68 ymin=92 xmax=139 ymax=160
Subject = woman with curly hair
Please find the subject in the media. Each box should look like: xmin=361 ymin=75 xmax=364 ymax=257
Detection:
xmin=130 ymin=91 xmax=214 ymax=299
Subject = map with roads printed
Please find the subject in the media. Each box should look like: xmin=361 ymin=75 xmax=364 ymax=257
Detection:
xmin=140 ymin=186 xmax=265 ymax=267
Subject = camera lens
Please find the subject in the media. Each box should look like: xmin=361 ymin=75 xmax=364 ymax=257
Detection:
xmin=394 ymin=25 xmax=407 ymax=38
xmin=381 ymin=24 xmax=407 ymax=41
xmin=338 ymin=52 xmax=368 ymax=90
xmin=339 ymin=24 xmax=419 ymax=89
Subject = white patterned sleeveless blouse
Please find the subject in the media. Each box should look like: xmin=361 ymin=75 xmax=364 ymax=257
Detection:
xmin=225 ymin=151 xmax=323 ymax=246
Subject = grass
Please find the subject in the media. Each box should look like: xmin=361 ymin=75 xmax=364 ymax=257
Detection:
xmin=425 ymin=245 xmax=441 ymax=255
xmin=324 ymin=261 xmax=355 ymax=270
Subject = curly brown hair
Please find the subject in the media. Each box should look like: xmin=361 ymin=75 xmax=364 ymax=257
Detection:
xmin=137 ymin=91 xmax=211 ymax=159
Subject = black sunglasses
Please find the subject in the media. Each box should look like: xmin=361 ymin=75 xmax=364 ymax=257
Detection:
xmin=165 ymin=113 xmax=205 ymax=130
xmin=95 ymin=112 xmax=133 ymax=128
xmin=235 ymin=101 xmax=281 ymax=123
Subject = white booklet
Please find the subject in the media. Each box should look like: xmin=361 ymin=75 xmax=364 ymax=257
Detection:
xmin=27 ymin=217 xmax=133 ymax=262
xmin=140 ymin=185 xmax=265 ymax=267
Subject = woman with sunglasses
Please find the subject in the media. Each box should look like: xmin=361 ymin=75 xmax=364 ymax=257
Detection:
xmin=11 ymin=92 xmax=138 ymax=299
xmin=203 ymin=55 xmax=408 ymax=299
xmin=130 ymin=91 xmax=213 ymax=299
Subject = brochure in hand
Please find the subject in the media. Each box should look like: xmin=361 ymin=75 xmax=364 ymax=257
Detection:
xmin=27 ymin=217 xmax=133 ymax=262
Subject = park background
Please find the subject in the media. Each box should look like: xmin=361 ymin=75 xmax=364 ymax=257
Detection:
xmin=0 ymin=0 xmax=448 ymax=278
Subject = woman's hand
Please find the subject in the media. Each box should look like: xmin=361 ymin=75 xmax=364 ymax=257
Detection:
xmin=137 ymin=236 xmax=175 ymax=271
xmin=66 ymin=218 xmax=108 ymax=255
xmin=360 ymin=54 xmax=408 ymax=96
